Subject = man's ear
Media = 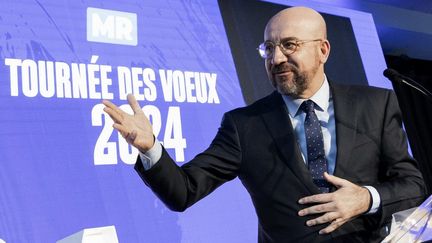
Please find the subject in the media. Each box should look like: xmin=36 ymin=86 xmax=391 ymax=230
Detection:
xmin=320 ymin=40 xmax=331 ymax=64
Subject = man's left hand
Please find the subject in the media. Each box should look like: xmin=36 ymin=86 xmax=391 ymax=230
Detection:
xmin=298 ymin=172 xmax=371 ymax=234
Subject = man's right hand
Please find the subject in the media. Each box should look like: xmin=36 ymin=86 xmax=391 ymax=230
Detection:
xmin=102 ymin=94 xmax=154 ymax=153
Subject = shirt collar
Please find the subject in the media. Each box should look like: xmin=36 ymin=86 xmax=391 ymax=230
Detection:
xmin=282 ymin=75 xmax=330 ymax=117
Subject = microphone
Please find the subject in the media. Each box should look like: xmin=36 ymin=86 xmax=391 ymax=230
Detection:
xmin=383 ymin=68 xmax=432 ymax=102
xmin=383 ymin=69 xmax=403 ymax=82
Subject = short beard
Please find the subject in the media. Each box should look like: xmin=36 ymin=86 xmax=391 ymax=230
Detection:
xmin=271 ymin=63 xmax=308 ymax=98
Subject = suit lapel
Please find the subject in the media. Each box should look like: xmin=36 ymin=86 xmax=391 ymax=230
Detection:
xmin=330 ymin=84 xmax=358 ymax=179
xmin=260 ymin=92 xmax=320 ymax=194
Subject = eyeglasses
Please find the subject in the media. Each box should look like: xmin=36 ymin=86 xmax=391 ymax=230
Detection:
xmin=257 ymin=38 xmax=322 ymax=59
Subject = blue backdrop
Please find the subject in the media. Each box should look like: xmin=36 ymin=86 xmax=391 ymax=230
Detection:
xmin=0 ymin=0 xmax=388 ymax=242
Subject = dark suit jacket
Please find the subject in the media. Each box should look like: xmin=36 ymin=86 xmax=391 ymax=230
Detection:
xmin=135 ymin=83 xmax=425 ymax=242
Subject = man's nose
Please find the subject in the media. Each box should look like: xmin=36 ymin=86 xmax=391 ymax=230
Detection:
xmin=270 ymin=45 xmax=288 ymax=65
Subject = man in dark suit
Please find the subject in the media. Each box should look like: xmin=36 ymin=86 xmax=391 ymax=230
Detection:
xmin=103 ymin=6 xmax=425 ymax=242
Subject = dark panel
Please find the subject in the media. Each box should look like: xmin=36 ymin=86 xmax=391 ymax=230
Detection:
xmin=386 ymin=55 xmax=432 ymax=194
xmin=218 ymin=0 xmax=368 ymax=104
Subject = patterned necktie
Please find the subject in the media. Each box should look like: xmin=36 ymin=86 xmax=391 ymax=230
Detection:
xmin=300 ymin=100 xmax=329 ymax=193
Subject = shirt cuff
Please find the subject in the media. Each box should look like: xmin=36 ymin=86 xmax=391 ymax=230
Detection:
xmin=363 ymin=185 xmax=381 ymax=214
xmin=139 ymin=139 xmax=163 ymax=170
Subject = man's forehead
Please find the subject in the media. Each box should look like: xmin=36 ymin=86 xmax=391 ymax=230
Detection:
xmin=264 ymin=21 xmax=310 ymax=41
xmin=264 ymin=13 xmax=325 ymax=41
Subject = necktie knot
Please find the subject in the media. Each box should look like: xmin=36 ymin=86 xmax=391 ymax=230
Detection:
xmin=300 ymin=100 xmax=315 ymax=114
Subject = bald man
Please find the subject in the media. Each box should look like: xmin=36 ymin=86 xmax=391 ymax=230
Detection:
xmin=103 ymin=6 xmax=425 ymax=243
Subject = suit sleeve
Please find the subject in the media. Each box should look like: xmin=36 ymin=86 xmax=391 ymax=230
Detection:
xmin=134 ymin=112 xmax=242 ymax=212
xmin=373 ymin=91 xmax=426 ymax=223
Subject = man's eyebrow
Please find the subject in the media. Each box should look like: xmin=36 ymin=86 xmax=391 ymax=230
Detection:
xmin=264 ymin=37 xmax=298 ymax=43
xmin=280 ymin=37 xmax=298 ymax=42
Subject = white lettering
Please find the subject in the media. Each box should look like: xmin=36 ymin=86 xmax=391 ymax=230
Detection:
xmin=71 ymin=63 xmax=88 ymax=99
xmin=160 ymin=69 xmax=173 ymax=102
xmin=5 ymin=58 xmax=22 ymax=96
xmin=92 ymin=14 xmax=115 ymax=39
xmin=39 ymin=61 xmax=55 ymax=98
xmin=207 ymin=73 xmax=219 ymax=104
xmin=55 ymin=61 xmax=72 ymax=98
xmin=21 ymin=59 xmax=38 ymax=97
xmin=115 ymin=16 xmax=133 ymax=40
xmin=117 ymin=66 xmax=132 ymax=100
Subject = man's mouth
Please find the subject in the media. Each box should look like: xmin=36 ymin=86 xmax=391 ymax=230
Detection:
xmin=272 ymin=64 xmax=295 ymax=75
xmin=274 ymin=70 xmax=292 ymax=75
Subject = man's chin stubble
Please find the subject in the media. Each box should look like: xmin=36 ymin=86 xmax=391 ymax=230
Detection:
xmin=273 ymin=78 xmax=303 ymax=98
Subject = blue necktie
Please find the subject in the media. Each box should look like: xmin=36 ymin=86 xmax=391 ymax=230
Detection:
xmin=300 ymin=100 xmax=330 ymax=193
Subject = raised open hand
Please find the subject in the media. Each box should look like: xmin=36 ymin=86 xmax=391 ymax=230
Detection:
xmin=102 ymin=94 xmax=154 ymax=152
